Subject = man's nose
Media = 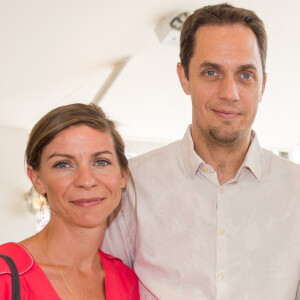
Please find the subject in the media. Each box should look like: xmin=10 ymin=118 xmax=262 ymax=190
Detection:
xmin=74 ymin=166 xmax=98 ymax=189
xmin=218 ymin=75 xmax=240 ymax=102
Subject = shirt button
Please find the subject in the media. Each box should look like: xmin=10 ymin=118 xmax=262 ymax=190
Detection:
xmin=219 ymin=229 xmax=226 ymax=235
xmin=220 ymin=188 xmax=225 ymax=194
xmin=202 ymin=165 xmax=209 ymax=172
xmin=218 ymin=272 xmax=226 ymax=279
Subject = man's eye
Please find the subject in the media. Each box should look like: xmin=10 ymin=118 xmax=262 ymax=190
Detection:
xmin=241 ymin=73 xmax=252 ymax=79
xmin=54 ymin=162 xmax=70 ymax=169
xmin=95 ymin=160 xmax=109 ymax=166
xmin=206 ymin=70 xmax=217 ymax=76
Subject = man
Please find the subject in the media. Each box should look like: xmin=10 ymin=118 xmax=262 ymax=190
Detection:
xmin=103 ymin=3 xmax=300 ymax=299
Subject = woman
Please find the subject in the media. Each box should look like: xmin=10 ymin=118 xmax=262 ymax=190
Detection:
xmin=0 ymin=103 xmax=139 ymax=299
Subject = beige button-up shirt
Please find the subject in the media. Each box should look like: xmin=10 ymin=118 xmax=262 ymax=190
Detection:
xmin=103 ymin=126 xmax=300 ymax=300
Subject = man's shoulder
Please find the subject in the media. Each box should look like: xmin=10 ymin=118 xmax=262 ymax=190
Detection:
xmin=129 ymin=139 xmax=182 ymax=170
xmin=260 ymin=148 xmax=300 ymax=183
xmin=261 ymin=148 xmax=300 ymax=170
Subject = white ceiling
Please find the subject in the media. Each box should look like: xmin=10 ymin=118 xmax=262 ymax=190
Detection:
xmin=1 ymin=0 xmax=300 ymax=152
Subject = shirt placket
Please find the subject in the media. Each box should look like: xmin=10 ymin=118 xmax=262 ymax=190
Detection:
xmin=216 ymin=185 xmax=230 ymax=300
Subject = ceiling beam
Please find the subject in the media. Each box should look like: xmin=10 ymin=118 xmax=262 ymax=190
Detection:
xmin=92 ymin=57 xmax=130 ymax=104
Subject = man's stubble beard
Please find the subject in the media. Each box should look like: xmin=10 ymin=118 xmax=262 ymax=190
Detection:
xmin=198 ymin=120 xmax=243 ymax=148
xmin=208 ymin=127 xmax=241 ymax=147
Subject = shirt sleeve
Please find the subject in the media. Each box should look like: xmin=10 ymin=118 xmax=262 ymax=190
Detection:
xmin=102 ymin=182 xmax=137 ymax=268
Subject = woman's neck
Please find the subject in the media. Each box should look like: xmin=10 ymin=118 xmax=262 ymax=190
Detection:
xmin=37 ymin=218 xmax=106 ymax=270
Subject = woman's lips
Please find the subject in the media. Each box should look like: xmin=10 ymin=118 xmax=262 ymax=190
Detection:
xmin=70 ymin=197 xmax=104 ymax=207
xmin=212 ymin=109 xmax=239 ymax=119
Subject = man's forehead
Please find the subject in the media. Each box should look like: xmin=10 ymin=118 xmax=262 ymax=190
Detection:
xmin=194 ymin=24 xmax=257 ymax=44
xmin=192 ymin=24 xmax=262 ymax=68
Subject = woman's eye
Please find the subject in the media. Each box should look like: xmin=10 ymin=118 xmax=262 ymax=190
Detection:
xmin=241 ymin=73 xmax=252 ymax=80
xmin=95 ymin=160 xmax=109 ymax=166
xmin=54 ymin=162 xmax=70 ymax=169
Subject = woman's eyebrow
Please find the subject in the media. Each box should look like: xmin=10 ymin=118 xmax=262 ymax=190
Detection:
xmin=47 ymin=153 xmax=74 ymax=161
xmin=93 ymin=151 xmax=113 ymax=157
xmin=47 ymin=151 xmax=113 ymax=161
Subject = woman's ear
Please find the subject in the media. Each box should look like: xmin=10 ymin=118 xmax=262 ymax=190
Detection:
xmin=120 ymin=170 xmax=127 ymax=191
xmin=27 ymin=166 xmax=46 ymax=195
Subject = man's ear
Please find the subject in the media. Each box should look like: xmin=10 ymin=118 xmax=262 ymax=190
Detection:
xmin=27 ymin=166 xmax=46 ymax=195
xmin=177 ymin=63 xmax=191 ymax=95
xmin=260 ymin=73 xmax=267 ymax=102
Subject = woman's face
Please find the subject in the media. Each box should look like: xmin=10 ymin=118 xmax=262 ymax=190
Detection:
xmin=27 ymin=124 xmax=127 ymax=228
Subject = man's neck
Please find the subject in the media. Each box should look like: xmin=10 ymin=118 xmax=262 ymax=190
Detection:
xmin=192 ymin=129 xmax=251 ymax=185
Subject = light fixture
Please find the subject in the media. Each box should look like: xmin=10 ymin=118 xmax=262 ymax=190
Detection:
xmin=155 ymin=12 xmax=190 ymax=45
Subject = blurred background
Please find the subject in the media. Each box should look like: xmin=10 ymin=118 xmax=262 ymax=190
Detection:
xmin=1 ymin=0 xmax=300 ymax=243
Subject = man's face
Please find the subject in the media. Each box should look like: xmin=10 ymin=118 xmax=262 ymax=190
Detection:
xmin=177 ymin=24 xmax=266 ymax=146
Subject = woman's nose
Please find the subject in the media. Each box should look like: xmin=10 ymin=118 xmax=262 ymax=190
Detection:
xmin=74 ymin=166 xmax=98 ymax=189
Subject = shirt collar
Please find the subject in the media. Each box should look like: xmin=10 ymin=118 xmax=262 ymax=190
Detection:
xmin=236 ymin=130 xmax=262 ymax=181
xmin=181 ymin=125 xmax=262 ymax=181
xmin=181 ymin=125 xmax=203 ymax=178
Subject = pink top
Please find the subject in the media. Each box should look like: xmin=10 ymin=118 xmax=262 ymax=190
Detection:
xmin=0 ymin=242 xmax=139 ymax=299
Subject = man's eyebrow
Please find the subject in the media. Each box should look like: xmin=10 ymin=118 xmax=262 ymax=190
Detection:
xmin=198 ymin=62 xmax=258 ymax=72
xmin=198 ymin=61 xmax=221 ymax=70
xmin=239 ymin=64 xmax=258 ymax=70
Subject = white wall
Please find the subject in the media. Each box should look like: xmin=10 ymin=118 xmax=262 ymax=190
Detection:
xmin=0 ymin=126 xmax=36 ymax=244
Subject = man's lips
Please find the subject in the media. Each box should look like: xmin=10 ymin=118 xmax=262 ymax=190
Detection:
xmin=70 ymin=197 xmax=104 ymax=207
xmin=212 ymin=109 xmax=240 ymax=119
